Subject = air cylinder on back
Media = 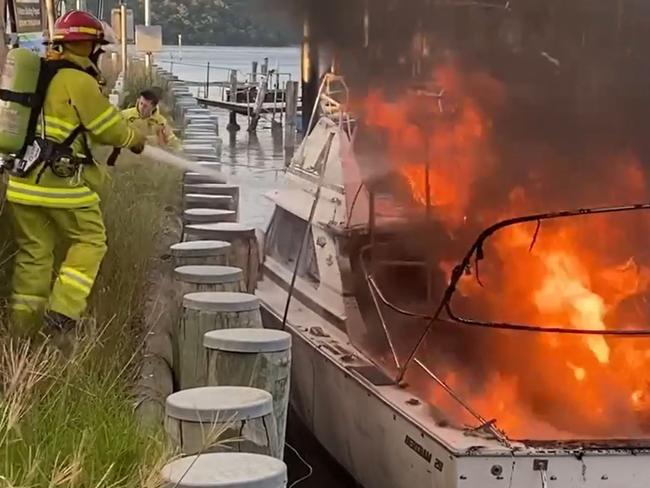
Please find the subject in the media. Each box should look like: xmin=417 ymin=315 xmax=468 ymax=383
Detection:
xmin=0 ymin=48 xmax=41 ymax=155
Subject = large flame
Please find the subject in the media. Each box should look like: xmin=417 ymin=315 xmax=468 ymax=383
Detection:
xmin=362 ymin=66 xmax=500 ymax=229
xmin=360 ymin=63 xmax=650 ymax=439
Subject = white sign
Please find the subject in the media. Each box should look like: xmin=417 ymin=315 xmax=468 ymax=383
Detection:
xmin=135 ymin=25 xmax=162 ymax=53
xmin=110 ymin=8 xmax=135 ymax=42
xmin=14 ymin=0 xmax=42 ymax=34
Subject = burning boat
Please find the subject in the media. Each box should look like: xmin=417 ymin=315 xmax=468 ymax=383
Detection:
xmin=258 ymin=1 xmax=650 ymax=486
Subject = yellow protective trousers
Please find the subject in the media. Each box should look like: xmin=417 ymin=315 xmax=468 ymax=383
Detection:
xmin=9 ymin=202 xmax=107 ymax=329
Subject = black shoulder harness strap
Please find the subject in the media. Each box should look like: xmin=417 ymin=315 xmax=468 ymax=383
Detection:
xmin=27 ymin=60 xmax=87 ymax=154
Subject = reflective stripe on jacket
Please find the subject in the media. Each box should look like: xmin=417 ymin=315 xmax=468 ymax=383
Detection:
xmin=7 ymin=51 xmax=141 ymax=209
xmin=121 ymin=106 xmax=181 ymax=150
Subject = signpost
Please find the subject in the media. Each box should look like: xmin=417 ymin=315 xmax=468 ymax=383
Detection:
xmin=135 ymin=24 xmax=162 ymax=74
xmin=7 ymin=0 xmax=45 ymax=52
xmin=111 ymin=6 xmax=134 ymax=42
xmin=14 ymin=0 xmax=42 ymax=33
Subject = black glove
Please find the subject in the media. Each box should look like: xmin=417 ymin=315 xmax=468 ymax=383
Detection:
xmin=130 ymin=142 xmax=145 ymax=154
xmin=106 ymin=147 xmax=121 ymax=167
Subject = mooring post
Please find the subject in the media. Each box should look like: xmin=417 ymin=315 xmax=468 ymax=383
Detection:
xmin=229 ymin=69 xmax=238 ymax=102
xmin=227 ymin=111 xmax=240 ymax=132
xmin=165 ymin=386 xmax=280 ymax=457
xmin=183 ymin=223 xmax=258 ymax=292
xmin=170 ymin=241 xmax=232 ymax=267
xmin=205 ymin=62 xmax=210 ymax=99
xmin=301 ymin=16 xmax=319 ymax=133
xmin=174 ymin=265 xmax=244 ymax=294
xmin=161 ymin=453 xmax=287 ymax=487
xmin=252 ymin=61 xmax=258 ymax=83
xmin=284 ymin=81 xmax=298 ymax=150
xmin=248 ymin=71 xmax=269 ymax=133
xmin=204 ymin=328 xmax=292 ymax=459
xmin=177 ymin=292 xmax=263 ymax=388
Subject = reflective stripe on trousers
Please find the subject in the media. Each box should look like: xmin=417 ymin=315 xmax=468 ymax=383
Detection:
xmin=6 ymin=179 xmax=99 ymax=208
xmin=9 ymin=202 xmax=107 ymax=324
xmin=11 ymin=294 xmax=47 ymax=312
xmin=56 ymin=266 xmax=94 ymax=295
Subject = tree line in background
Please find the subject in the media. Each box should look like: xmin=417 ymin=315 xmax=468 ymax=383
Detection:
xmin=70 ymin=0 xmax=299 ymax=46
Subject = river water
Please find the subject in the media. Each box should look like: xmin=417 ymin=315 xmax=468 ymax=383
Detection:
xmin=157 ymin=45 xmax=300 ymax=230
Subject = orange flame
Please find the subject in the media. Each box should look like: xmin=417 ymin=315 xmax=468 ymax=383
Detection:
xmin=361 ymin=63 xmax=650 ymax=439
xmin=362 ymin=65 xmax=497 ymax=228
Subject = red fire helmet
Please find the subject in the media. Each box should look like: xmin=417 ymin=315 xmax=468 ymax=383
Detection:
xmin=52 ymin=10 xmax=108 ymax=44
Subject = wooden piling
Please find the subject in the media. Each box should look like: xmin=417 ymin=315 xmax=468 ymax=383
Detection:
xmin=284 ymin=81 xmax=299 ymax=149
xmin=183 ymin=194 xmax=234 ymax=211
xmin=161 ymin=453 xmax=287 ymax=488
xmin=183 ymin=184 xmax=240 ymax=217
xmin=227 ymin=110 xmax=241 ymax=132
xmin=248 ymin=72 xmax=269 ymax=133
xmin=165 ymin=386 xmax=280 ymax=457
xmin=184 ymin=172 xmax=226 ymax=185
xmin=178 ymin=292 xmax=262 ymax=388
xmin=183 ymin=208 xmax=237 ymax=225
xmin=174 ymin=265 xmax=244 ymax=294
xmin=204 ymin=328 xmax=292 ymax=457
xmin=170 ymin=240 xmax=231 ymax=267
xmin=183 ymin=223 xmax=258 ymax=292
xmin=229 ymin=69 xmax=238 ymax=102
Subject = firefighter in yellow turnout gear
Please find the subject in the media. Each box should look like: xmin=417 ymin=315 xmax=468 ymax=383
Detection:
xmin=122 ymin=89 xmax=181 ymax=150
xmin=5 ymin=10 xmax=145 ymax=338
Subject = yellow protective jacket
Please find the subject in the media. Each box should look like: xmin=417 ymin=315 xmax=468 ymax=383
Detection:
xmin=6 ymin=52 xmax=141 ymax=209
xmin=121 ymin=106 xmax=181 ymax=150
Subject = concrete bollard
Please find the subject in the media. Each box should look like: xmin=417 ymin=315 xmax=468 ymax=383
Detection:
xmin=174 ymin=265 xmax=244 ymax=294
xmin=182 ymin=209 xmax=237 ymax=241
xmin=204 ymin=328 xmax=292 ymax=457
xmin=183 ymin=184 xmax=240 ymax=216
xmin=183 ymin=133 xmax=218 ymax=141
xmin=183 ymin=208 xmax=237 ymax=225
xmin=184 ymin=141 xmax=220 ymax=151
xmin=165 ymin=386 xmax=280 ymax=458
xmin=183 ymin=194 xmax=233 ymax=211
xmin=160 ymin=453 xmax=287 ymax=488
xmin=183 ymin=143 xmax=217 ymax=153
xmin=172 ymin=267 xmax=245 ymax=385
xmin=183 ymin=172 xmax=226 ymax=185
xmin=184 ymin=140 xmax=220 ymax=150
xmin=170 ymin=240 xmax=231 ymax=267
xmin=184 ymin=223 xmax=258 ymax=292
xmin=184 ymin=128 xmax=217 ymax=136
xmin=179 ymin=292 xmax=262 ymax=388
xmin=183 ymin=183 xmax=239 ymax=199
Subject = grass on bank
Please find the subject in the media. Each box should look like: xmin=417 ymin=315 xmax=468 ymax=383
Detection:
xmin=0 ymin=150 xmax=182 ymax=486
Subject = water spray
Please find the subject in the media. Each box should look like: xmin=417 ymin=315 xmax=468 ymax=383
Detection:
xmin=142 ymin=146 xmax=226 ymax=182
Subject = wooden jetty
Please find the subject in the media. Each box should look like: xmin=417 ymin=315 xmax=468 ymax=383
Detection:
xmin=196 ymin=98 xmax=302 ymax=116
xmin=163 ymin=58 xmax=301 ymax=132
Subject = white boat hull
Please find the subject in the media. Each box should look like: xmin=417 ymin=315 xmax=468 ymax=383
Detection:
xmin=259 ymin=279 xmax=650 ymax=488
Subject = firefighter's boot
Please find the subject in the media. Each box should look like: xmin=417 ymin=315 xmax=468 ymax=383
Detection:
xmin=42 ymin=310 xmax=77 ymax=356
